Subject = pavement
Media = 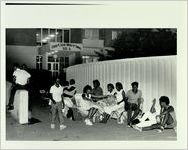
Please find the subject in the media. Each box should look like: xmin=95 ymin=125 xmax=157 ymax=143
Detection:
xmin=6 ymin=102 xmax=177 ymax=141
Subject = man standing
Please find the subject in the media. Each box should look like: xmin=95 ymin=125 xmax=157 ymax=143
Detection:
xmin=50 ymin=78 xmax=66 ymax=130
xmin=126 ymin=82 xmax=143 ymax=126
xmin=7 ymin=63 xmax=31 ymax=110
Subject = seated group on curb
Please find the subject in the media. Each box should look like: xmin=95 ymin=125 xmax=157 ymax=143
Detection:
xmin=47 ymin=77 xmax=176 ymax=132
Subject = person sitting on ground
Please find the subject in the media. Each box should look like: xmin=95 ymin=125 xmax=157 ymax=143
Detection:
xmin=49 ymin=78 xmax=66 ymax=130
xmin=7 ymin=63 xmax=31 ymax=110
xmin=126 ymin=81 xmax=144 ymax=127
xmin=133 ymin=96 xmax=176 ymax=132
xmin=99 ymin=82 xmax=126 ymax=124
xmin=91 ymin=80 xmax=104 ymax=102
xmin=75 ymin=85 xmax=104 ymax=126
xmin=132 ymin=98 xmax=158 ymax=129
xmin=98 ymin=83 xmax=116 ymax=106
xmin=96 ymin=83 xmax=117 ymax=123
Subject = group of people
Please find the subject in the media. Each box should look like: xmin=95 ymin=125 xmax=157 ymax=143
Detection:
xmin=48 ymin=77 xmax=177 ymax=133
xmin=7 ymin=63 xmax=176 ymax=132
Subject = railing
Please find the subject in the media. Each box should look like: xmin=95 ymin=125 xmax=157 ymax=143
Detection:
xmin=66 ymin=55 xmax=176 ymax=112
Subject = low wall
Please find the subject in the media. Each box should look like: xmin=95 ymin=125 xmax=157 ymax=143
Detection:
xmin=66 ymin=56 xmax=176 ymax=112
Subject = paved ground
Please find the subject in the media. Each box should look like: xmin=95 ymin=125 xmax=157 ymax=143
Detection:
xmin=6 ymin=103 xmax=177 ymax=141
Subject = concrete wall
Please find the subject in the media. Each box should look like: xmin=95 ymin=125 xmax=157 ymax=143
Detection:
xmin=6 ymin=45 xmax=37 ymax=70
xmin=66 ymin=56 xmax=177 ymax=113
xmin=6 ymin=29 xmax=37 ymax=46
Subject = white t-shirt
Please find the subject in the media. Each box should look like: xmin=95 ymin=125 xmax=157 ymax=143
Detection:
xmin=126 ymin=89 xmax=142 ymax=104
xmin=13 ymin=69 xmax=31 ymax=85
xmin=115 ymin=89 xmax=124 ymax=103
xmin=50 ymin=85 xmax=63 ymax=102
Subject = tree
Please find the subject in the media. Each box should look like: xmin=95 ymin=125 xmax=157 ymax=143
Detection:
xmin=96 ymin=29 xmax=177 ymax=60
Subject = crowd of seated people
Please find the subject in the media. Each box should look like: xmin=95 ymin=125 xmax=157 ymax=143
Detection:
xmin=47 ymin=77 xmax=176 ymax=133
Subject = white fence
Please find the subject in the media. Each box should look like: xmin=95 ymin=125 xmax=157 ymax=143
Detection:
xmin=66 ymin=56 xmax=176 ymax=112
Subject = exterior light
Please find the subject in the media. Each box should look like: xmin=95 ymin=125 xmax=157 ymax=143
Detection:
xmin=53 ymin=54 xmax=58 ymax=59
xmin=49 ymin=34 xmax=55 ymax=38
xmin=42 ymin=39 xmax=47 ymax=42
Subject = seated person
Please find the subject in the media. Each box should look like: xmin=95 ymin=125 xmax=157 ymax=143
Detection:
xmin=101 ymin=82 xmax=126 ymax=123
xmin=91 ymin=80 xmax=104 ymax=102
xmin=133 ymin=96 xmax=176 ymax=132
xmin=97 ymin=83 xmax=116 ymax=107
xmin=132 ymin=98 xmax=158 ymax=128
xmin=75 ymin=85 xmax=104 ymax=126
xmin=126 ymin=81 xmax=144 ymax=126
xmin=96 ymin=83 xmax=117 ymax=123
xmin=7 ymin=63 xmax=31 ymax=111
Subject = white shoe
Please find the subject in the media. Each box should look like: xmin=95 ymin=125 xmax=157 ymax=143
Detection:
xmin=156 ymin=129 xmax=163 ymax=133
xmin=85 ymin=119 xmax=93 ymax=126
xmin=51 ymin=124 xmax=55 ymax=129
xmin=60 ymin=124 xmax=67 ymax=130
xmin=132 ymin=125 xmax=142 ymax=132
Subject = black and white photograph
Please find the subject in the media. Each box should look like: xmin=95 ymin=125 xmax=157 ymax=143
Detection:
xmin=0 ymin=1 xmax=187 ymax=149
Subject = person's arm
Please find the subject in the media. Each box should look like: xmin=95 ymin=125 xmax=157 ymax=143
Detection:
xmin=49 ymin=87 xmax=56 ymax=104
xmin=117 ymin=91 xmax=127 ymax=105
xmin=160 ymin=106 xmax=174 ymax=116
xmin=137 ymin=91 xmax=143 ymax=107
xmin=12 ymin=75 xmax=16 ymax=84
xmin=49 ymin=93 xmax=56 ymax=104
xmin=61 ymin=94 xmax=65 ymax=109
xmin=150 ymin=98 xmax=156 ymax=113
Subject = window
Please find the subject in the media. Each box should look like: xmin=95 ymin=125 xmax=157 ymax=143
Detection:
xmin=36 ymin=55 xmax=43 ymax=70
xmin=64 ymin=30 xmax=70 ymax=43
xmin=84 ymin=29 xmax=99 ymax=40
xmin=49 ymin=29 xmax=56 ymax=42
xmin=112 ymin=31 xmax=118 ymax=40
xmin=57 ymin=29 xmax=62 ymax=42
xmin=65 ymin=57 xmax=69 ymax=67
xmin=48 ymin=63 xmax=51 ymax=70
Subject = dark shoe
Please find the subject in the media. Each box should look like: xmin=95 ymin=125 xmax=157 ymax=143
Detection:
xmin=8 ymin=105 xmax=14 ymax=110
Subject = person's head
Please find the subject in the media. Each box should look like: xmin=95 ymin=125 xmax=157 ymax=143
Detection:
xmin=83 ymin=85 xmax=92 ymax=94
xmin=115 ymin=82 xmax=123 ymax=91
xmin=54 ymin=78 xmax=61 ymax=87
xmin=13 ymin=63 xmax=19 ymax=71
xmin=21 ymin=64 xmax=27 ymax=70
xmin=93 ymin=80 xmax=100 ymax=88
xmin=159 ymin=96 xmax=170 ymax=108
xmin=107 ymin=83 xmax=114 ymax=92
xmin=69 ymin=79 xmax=75 ymax=85
xmin=131 ymin=81 xmax=139 ymax=93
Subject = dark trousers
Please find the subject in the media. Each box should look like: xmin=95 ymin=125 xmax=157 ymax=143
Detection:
xmin=126 ymin=103 xmax=140 ymax=124
xmin=67 ymin=108 xmax=75 ymax=120
xmin=8 ymin=83 xmax=31 ymax=110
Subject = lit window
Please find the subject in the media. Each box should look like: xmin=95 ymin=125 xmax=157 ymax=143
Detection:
xmin=112 ymin=31 xmax=118 ymax=40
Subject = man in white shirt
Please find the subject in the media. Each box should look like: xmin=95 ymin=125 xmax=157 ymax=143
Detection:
xmin=126 ymin=81 xmax=144 ymax=126
xmin=50 ymin=78 xmax=66 ymax=130
xmin=8 ymin=64 xmax=31 ymax=110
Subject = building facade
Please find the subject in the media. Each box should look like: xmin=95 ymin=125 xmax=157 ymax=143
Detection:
xmin=6 ymin=28 xmax=124 ymax=77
